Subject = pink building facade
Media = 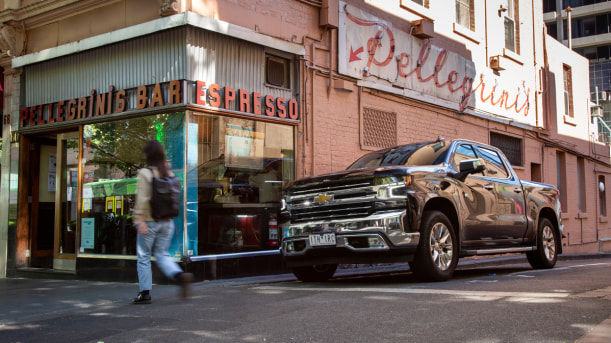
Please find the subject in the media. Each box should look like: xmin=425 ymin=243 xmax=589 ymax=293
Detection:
xmin=0 ymin=0 xmax=609 ymax=282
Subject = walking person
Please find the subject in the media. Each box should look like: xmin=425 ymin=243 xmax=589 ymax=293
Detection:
xmin=132 ymin=140 xmax=193 ymax=304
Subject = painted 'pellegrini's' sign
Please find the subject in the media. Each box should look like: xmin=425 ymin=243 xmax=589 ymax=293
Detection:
xmin=339 ymin=2 xmax=532 ymax=126
xmin=20 ymin=80 xmax=299 ymax=128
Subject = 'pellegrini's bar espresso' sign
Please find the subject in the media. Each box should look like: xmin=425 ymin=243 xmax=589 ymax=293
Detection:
xmin=20 ymin=80 xmax=299 ymax=128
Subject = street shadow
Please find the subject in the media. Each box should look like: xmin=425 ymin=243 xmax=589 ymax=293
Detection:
xmin=318 ymin=264 xmax=536 ymax=286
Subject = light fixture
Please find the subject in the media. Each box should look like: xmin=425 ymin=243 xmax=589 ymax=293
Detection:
xmin=498 ymin=5 xmax=507 ymax=16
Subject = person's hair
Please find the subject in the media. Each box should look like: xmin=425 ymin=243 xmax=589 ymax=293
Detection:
xmin=143 ymin=140 xmax=170 ymax=177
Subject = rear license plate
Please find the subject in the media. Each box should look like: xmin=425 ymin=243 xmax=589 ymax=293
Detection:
xmin=309 ymin=233 xmax=336 ymax=246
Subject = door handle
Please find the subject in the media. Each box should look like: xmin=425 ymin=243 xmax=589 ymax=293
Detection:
xmin=484 ymin=184 xmax=494 ymax=191
xmin=513 ymin=187 xmax=522 ymax=193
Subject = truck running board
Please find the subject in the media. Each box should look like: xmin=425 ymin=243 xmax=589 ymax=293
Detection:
xmin=463 ymin=246 xmax=537 ymax=255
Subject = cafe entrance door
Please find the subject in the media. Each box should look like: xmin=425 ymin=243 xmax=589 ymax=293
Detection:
xmin=20 ymin=131 xmax=80 ymax=272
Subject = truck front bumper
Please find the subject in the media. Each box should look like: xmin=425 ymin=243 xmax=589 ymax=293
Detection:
xmin=280 ymin=210 xmax=420 ymax=266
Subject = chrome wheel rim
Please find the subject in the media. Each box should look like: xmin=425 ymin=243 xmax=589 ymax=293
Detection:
xmin=542 ymin=225 xmax=556 ymax=261
xmin=429 ymin=223 xmax=453 ymax=271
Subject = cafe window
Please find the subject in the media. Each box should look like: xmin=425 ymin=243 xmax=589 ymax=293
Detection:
xmin=80 ymin=112 xmax=185 ymax=256
xmin=187 ymin=112 xmax=295 ymax=255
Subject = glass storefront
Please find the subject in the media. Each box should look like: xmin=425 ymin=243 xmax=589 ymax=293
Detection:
xmin=79 ymin=112 xmax=186 ymax=257
xmin=186 ymin=113 xmax=294 ymax=255
xmin=77 ymin=111 xmax=294 ymax=258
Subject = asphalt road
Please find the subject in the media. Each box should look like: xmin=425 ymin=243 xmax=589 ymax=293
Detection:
xmin=1 ymin=256 xmax=610 ymax=343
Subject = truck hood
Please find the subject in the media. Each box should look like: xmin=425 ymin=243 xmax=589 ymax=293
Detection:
xmin=288 ymin=165 xmax=442 ymax=187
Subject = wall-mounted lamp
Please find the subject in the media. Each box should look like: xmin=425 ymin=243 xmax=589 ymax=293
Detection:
xmin=498 ymin=5 xmax=507 ymax=16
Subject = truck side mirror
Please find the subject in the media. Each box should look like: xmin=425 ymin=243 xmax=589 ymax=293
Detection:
xmin=453 ymin=158 xmax=485 ymax=181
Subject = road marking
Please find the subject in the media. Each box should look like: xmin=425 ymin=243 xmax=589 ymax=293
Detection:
xmin=253 ymin=285 xmax=570 ymax=299
xmin=508 ymin=262 xmax=611 ymax=277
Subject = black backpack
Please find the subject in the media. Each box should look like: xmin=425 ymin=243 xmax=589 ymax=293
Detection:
xmin=147 ymin=168 xmax=181 ymax=219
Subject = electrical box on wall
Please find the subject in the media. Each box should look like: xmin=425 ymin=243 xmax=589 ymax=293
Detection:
xmin=320 ymin=0 xmax=339 ymax=28
xmin=490 ymin=56 xmax=505 ymax=71
xmin=411 ymin=19 xmax=434 ymax=39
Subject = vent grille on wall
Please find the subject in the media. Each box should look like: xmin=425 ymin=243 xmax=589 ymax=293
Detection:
xmin=266 ymin=56 xmax=288 ymax=88
xmin=362 ymin=107 xmax=397 ymax=149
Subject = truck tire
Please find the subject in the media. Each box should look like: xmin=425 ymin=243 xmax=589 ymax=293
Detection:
xmin=527 ymin=217 xmax=558 ymax=269
xmin=411 ymin=210 xmax=458 ymax=282
xmin=291 ymin=264 xmax=338 ymax=282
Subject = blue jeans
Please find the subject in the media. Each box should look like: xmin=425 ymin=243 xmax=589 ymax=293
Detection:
xmin=137 ymin=220 xmax=183 ymax=292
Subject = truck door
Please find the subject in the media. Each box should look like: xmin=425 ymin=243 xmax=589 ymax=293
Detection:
xmin=474 ymin=145 xmax=528 ymax=245
xmin=452 ymin=144 xmax=497 ymax=246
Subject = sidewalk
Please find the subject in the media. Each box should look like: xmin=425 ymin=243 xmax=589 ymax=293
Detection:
xmin=1 ymin=253 xmax=610 ymax=342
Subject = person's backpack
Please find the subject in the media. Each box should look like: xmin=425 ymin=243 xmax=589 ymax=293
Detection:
xmin=147 ymin=168 xmax=181 ymax=219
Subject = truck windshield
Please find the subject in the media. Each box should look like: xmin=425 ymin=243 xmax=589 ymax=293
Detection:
xmin=347 ymin=141 xmax=450 ymax=169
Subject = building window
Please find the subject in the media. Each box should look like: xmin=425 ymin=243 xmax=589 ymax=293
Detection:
xmin=543 ymin=0 xmax=556 ymax=13
xmin=599 ymin=175 xmax=607 ymax=217
xmin=455 ymin=0 xmax=474 ymax=31
xmin=265 ymin=55 xmax=290 ymax=89
xmin=578 ymin=157 xmax=586 ymax=212
xmin=502 ymin=0 xmax=518 ymax=53
xmin=490 ymin=132 xmax=522 ymax=166
xmin=557 ymin=151 xmax=568 ymax=213
xmin=531 ymin=163 xmax=542 ymax=183
xmin=411 ymin=0 xmax=427 ymax=7
xmin=361 ymin=107 xmax=397 ymax=150
xmin=563 ymin=64 xmax=574 ymax=118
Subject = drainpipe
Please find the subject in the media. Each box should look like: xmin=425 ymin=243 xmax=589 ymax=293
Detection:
xmin=484 ymin=0 xmax=488 ymax=67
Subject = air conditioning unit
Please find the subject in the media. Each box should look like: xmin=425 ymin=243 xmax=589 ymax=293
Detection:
xmin=489 ymin=56 xmax=505 ymax=71
xmin=599 ymin=91 xmax=610 ymax=102
xmin=412 ymin=19 xmax=434 ymax=39
xmin=592 ymin=106 xmax=603 ymax=118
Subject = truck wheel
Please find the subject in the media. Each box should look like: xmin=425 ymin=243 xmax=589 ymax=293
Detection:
xmin=527 ymin=217 xmax=558 ymax=269
xmin=411 ymin=211 xmax=458 ymax=282
xmin=291 ymin=264 xmax=338 ymax=282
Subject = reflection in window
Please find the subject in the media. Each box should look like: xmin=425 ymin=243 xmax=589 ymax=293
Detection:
xmin=600 ymin=175 xmax=607 ymax=217
xmin=453 ymin=144 xmax=477 ymax=169
xmin=478 ymin=147 xmax=509 ymax=179
xmin=563 ymin=64 xmax=574 ymax=118
xmin=188 ymin=113 xmax=294 ymax=254
xmin=80 ymin=112 xmax=185 ymax=256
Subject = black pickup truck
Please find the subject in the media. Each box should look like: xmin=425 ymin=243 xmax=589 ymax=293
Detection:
xmin=280 ymin=139 xmax=563 ymax=282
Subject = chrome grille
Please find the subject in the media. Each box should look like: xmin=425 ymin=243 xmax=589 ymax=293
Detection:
xmin=287 ymin=178 xmax=379 ymax=223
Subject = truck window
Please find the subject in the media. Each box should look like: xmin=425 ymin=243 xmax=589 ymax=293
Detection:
xmin=348 ymin=141 xmax=450 ymax=169
xmin=477 ymin=146 xmax=509 ymax=179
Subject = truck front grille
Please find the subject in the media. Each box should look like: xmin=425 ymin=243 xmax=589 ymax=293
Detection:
xmin=286 ymin=178 xmax=379 ymax=223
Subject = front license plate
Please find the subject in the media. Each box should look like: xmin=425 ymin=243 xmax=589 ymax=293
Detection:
xmin=309 ymin=233 xmax=336 ymax=246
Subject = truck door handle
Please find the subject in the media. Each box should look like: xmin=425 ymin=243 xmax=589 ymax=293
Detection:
xmin=484 ymin=185 xmax=494 ymax=191
xmin=513 ymin=188 xmax=522 ymax=193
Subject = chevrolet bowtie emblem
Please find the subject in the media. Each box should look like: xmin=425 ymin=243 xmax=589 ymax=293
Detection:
xmin=313 ymin=193 xmax=332 ymax=204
